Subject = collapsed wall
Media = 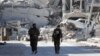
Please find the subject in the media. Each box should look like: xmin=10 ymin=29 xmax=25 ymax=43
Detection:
xmin=1 ymin=0 xmax=62 ymax=27
xmin=2 ymin=8 xmax=49 ymax=27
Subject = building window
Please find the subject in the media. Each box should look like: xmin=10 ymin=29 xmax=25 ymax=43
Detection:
xmin=88 ymin=0 xmax=92 ymax=3
xmin=88 ymin=0 xmax=100 ymax=3
xmin=95 ymin=0 xmax=100 ymax=3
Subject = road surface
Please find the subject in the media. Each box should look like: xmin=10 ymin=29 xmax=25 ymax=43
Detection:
xmin=0 ymin=41 xmax=100 ymax=56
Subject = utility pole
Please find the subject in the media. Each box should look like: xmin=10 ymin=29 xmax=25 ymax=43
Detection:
xmin=70 ymin=0 xmax=73 ymax=12
xmin=80 ymin=0 xmax=82 ymax=12
xmin=0 ymin=0 xmax=8 ymax=41
xmin=85 ymin=0 xmax=94 ymax=38
xmin=88 ymin=0 xmax=94 ymax=24
xmin=0 ymin=1 xmax=4 ymax=41
xmin=62 ymin=0 xmax=66 ymax=19
xmin=85 ymin=0 xmax=88 ymax=12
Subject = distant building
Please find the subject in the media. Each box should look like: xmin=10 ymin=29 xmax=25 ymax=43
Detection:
xmin=0 ymin=0 xmax=49 ymax=27
xmin=86 ymin=0 xmax=100 ymax=12
xmin=62 ymin=0 xmax=100 ymax=12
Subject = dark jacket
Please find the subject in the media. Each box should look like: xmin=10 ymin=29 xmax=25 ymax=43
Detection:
xmin=28 ymin=27 xmax=40 ymax=39
xmin=52 ymin=28 xmax=62 ymax=40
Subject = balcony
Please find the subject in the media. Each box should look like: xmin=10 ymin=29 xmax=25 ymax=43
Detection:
xmin=87 ymin=0 xmax=100 ymax=3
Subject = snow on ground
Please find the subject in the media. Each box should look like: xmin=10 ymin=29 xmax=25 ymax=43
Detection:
xmin=0 ymin=41 xmax=100 ymax=56
xmin=79 ymin=24 xmax=100 ymax=47
xmin=79 ymin=37 xmax=100 ymax=48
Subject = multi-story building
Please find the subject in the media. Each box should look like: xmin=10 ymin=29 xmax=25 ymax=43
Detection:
xmin=62 ymin=0 xmax=100 ymax=12
xmin=62 ymin=0 xmax=100 ymax=18
xmin=86 ymin=0 xmax=100 ymax=12
xmin=0 ymin=0 xmax=50 ymax=40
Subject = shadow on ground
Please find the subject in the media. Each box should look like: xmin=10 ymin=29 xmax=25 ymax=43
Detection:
xmin=1 ymin=42 xmax=100 ymax=56
xmin=26 ymin=45 xmax=100 ymax=56
xmin=0 ymin=43 xmax=26 ymax=56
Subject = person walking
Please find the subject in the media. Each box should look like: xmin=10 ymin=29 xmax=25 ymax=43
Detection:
xmin=52 ymin=25 xmax=63 ymax=54
xmin=28 ymin=23 xmax=40 ymax=54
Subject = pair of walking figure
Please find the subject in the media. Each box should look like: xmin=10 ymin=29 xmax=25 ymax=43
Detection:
xmin=28 ymin=23 xmax=63 ymax=54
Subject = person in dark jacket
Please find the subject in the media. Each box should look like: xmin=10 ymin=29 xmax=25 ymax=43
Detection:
xmin=28 ymin=23 xmax=40 ymax=54
xmin=52 ymin=25 xmax=63 ymax=54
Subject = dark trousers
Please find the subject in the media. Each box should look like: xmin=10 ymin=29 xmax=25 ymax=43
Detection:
xmin=30 ymin=37 xmax=38 ymax=52
xmin=54 ymin=39 xmax=60 ymax=54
